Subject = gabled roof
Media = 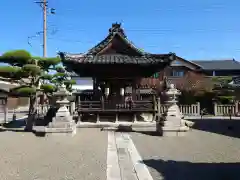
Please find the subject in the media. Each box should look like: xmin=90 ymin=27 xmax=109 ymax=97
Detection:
xmin=60 ymin=23 xmax=176 ymax=66
xmin=192 ymin=59 xmax=240 ymax=70
xmin=172 ymin=56 xmax=202 ymax=70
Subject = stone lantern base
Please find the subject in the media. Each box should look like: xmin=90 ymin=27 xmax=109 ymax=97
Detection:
xmin=158 ymin=117 xmax=190 ymax=136
xmin=158 ymin=104 xmax=190 ymax=136
xmin=44 ymin=105 xmax=76 ymax=133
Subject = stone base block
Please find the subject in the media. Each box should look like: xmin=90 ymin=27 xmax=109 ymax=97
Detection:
xmin=34 ymin=125 xmax=76 ymax=134
xmin=43 ymin=113 xmax=76 ymax=133
xmin=44 ymin=126 xmax=76 ymax=133
xmin=132 ymin=124 xmax=157 ymax=132
xmin=46 ymin=121 xmax=76 ymax=133
xmin=157 ymin=125 xmax=189 ymax=136
xmin=48 ymin=120 xmax=75 ymax=129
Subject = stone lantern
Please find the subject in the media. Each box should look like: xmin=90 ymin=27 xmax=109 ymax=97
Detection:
xmin=158 ymin=84 xmax=189 ymax=136
xmin=45 ymin=84 xmax=76 ymax=133
xmin=164 ymin=84 xmax=183 ymax=118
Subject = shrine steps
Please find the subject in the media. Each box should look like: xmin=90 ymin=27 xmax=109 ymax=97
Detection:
xmin=76 ymin=121 xmax=157 ymax=132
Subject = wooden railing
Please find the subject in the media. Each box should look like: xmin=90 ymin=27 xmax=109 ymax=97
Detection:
xmin=78 ymin=100 xmax=155 ymax=112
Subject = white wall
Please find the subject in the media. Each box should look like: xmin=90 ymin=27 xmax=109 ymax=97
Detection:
xmin=71 ymin=77 xmax=93 ymax=90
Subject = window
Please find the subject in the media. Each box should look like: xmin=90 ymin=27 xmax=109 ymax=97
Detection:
xmin=171 ymin=70 xmax=184 ymax=77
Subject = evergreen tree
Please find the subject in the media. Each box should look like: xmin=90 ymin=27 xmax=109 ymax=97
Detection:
xmin=0 ymin=50 xmax=75 ymax=131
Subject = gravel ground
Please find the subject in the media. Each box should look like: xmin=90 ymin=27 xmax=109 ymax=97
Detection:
xmin=0 ymin=129 xmax=107 ymax=180
xmin=130 ymin=129 xmax=240 ymax=180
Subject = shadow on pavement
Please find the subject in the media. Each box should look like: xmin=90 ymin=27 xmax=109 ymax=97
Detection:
xmin=2 ymin=119 xmax=26 ymax=128
xmin=100 ymin=125 xmax=161 ymax=136
xmin=0 ymin=118 xmax=46 ymax=137
xmin=143 ymin=159 xmax=240 ymax=180
xmin=133 ymin=131 xmax=160 ymax=136
xmin=101 ymin=119 xmax=240 ymax=138
xmin=190 ymin=119 xmax=240 ymax=138
xmin=33 ymin=131 xmax=46 ymax=137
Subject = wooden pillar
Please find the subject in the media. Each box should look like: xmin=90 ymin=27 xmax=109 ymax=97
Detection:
xmin=157 ymin=97 xmax=161 ymax=116
xmin=132 ymin=79 xmax=137 ymax=100
xmin=77 ymin=95 xmax=81 ymax=122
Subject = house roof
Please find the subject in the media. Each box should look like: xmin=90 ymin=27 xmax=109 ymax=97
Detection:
xmin=192 ymin=59 xmax=240 ymax=70
xmin=171 ymin=56 xmax=202 ymax=70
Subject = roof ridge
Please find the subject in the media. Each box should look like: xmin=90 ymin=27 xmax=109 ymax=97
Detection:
xmin=192 ymin=59 xmax=234 ymax=62
xmin=85 ymin=23 xmax=145 ymax=56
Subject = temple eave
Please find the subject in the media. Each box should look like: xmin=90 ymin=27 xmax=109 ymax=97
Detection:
xmin=61 ymin=54 xmax=174 ymax=65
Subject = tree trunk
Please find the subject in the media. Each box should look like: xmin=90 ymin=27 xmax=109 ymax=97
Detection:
xmin=25 ymin=95 xmax=37 ymax=131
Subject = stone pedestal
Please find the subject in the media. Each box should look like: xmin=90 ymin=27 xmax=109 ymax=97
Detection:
xmin=45 ymin=105 xmax=76 ymax=133
xmin=158 ymin=84 xmax=189 ymax=136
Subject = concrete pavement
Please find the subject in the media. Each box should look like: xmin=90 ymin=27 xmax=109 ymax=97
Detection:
xmin=0 ymin=127 xmax=239 ymax=180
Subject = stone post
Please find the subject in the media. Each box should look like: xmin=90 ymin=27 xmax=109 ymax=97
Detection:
xmin=197 ymin=102 xmax=201 ymax=116
xmin=214 ymin=102 xmax=218 ymax=116
xmin=235 ymin=101 xmax=238 ymax=114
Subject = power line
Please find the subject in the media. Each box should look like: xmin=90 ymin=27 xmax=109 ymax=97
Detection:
xmin=46 ymin=23 xmax=238 ymax=34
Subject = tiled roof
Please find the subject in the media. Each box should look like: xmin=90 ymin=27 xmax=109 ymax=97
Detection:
xmin=192 ymin=59 xmax=240 ymax=70
xmin=63 ymin=54 xmax=175 ymax=65
xmin=59 ymin=23 xmax=176 ymax=66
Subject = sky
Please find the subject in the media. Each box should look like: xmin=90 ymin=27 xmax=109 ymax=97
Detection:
xmin=0 ymin=0 xmax=240 ymax=60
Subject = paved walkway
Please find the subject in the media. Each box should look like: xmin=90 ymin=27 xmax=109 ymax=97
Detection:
xmin=0 ymin=128 xmax=239 ymax=180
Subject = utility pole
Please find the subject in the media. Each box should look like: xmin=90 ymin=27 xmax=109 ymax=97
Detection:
xmin=35 ymin=0 xmax=55 ymax=57
xmin=43 ymin=0 xmax=47 ymax=58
